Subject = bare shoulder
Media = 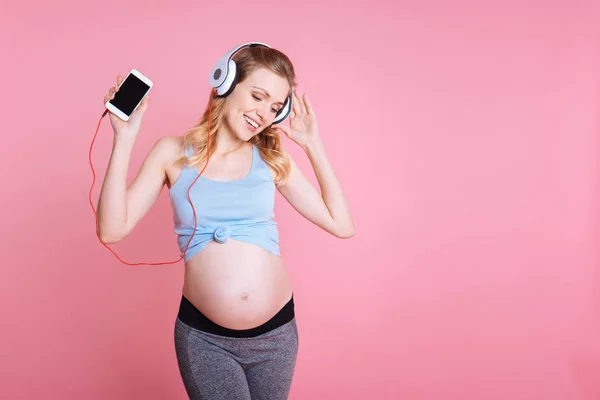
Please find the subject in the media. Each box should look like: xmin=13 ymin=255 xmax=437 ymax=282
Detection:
xmin=150 ymin=136 xmax=187 ymax=189
xmin=149 ymin=135 xmax=185 ymax=167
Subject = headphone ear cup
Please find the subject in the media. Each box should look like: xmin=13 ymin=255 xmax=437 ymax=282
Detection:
xmin=216 ymin=60 xmax=239 ymax=97
xmin=273 ymin=93 xmax=293 ymax=125
xmin=209 ymin=55 xmax=229 ymax=89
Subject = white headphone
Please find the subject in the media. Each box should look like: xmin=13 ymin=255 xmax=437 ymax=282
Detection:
xmin=209 ymin=42 xmax=293 ymax=125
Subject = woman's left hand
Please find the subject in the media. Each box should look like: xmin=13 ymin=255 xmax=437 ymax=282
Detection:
xmin=273 ymin=89 xmax=320 ymax=150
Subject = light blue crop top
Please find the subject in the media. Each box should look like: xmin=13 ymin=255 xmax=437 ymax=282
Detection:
xmin=168 ymin=144 xmax=279 ymax=262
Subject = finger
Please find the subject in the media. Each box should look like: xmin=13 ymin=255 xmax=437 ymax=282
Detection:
xmin=117 ymin=75 xmax=123 ymax=86
xmin=291 ymin=89 xmax=301 ymax=116
xmin=303 ymin=93 xmax=313 ymax=115
xmin=290 ymin=109 xmax=296 ymax=119
xmin=296 ymin=90 xmax=307 ymax=114
xmin=104 ymin=90 xmax=115 ymax=103
xmin=106 ymin=86 xmax=117 ymax=101
xmin=292 ymin=89 xmax=302 ymax=113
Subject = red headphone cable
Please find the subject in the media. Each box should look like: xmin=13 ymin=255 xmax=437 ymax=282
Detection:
xmin=88 ymin=89 xmax=216 ymax=265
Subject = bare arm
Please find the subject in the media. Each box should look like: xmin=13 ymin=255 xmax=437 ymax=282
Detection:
xmin=274 ymin=89 xmax=355 ymax=238
xmin=96 ymin=74 xmax=171 ymax=243
xmin=96 ymin=136 xmax=170 ymax=243
xmin=278 ymin=140 xmax=355 ymax=238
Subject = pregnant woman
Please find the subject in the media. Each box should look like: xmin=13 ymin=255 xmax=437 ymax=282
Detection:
xmin=97 ymin=42 xmax=355 ymax=399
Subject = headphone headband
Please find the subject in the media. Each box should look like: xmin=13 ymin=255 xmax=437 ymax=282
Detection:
xmin=209 ymin=42 xmax=271 ymax=89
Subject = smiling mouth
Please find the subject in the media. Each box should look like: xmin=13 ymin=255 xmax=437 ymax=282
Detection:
xmin=244 ymin=115 xmax=260 ymax=131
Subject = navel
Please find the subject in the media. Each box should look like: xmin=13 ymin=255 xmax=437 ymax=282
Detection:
xmin=241 ymin=292 xmax=249 ymax=300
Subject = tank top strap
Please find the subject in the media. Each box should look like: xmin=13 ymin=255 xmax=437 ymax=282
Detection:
xmin=184 ymin=143 xmax=194 ymax=157
xmin=250 ymin=144 xmax=275 ymax=181
xmin=251 ymin=144 xmax=260 ymax=170
xmin=176 ymin=143 xmax=196 ymax=181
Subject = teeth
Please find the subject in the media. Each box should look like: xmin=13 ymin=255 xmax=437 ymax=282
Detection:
xmin=245 ymin=116 xmax=258 ymax=128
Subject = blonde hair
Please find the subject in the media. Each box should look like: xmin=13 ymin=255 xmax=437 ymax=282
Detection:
xmin=174 ymin=45 xmax=297 ymax=186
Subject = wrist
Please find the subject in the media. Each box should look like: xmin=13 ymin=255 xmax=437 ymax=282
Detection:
xmin=303 ymin=135 xmax=324 ymax=154
xmin=113 ymin=132 xmax=137 ymax=149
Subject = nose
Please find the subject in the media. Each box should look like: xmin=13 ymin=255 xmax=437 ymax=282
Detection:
xmin=255 ymin=103 xmax=270 ymax=121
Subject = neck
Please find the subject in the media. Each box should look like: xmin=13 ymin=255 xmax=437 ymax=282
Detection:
xmin=213 ymin=120 xmax=251 ymax=155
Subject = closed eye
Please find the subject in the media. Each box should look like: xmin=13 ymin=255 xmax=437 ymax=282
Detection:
xmin=253 ymin=94 xmax=280 ymax=113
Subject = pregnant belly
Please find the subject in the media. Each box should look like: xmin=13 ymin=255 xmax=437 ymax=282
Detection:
xmin=181 ymin=239 xmax=293 ymax=330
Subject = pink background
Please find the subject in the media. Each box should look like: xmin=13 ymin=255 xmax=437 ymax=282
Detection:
xmin=1 ymin=1 xmax=599 ymax=399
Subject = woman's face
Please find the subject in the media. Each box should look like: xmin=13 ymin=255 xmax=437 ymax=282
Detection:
xmin=223 ymin=67 xmax=290 ymax=141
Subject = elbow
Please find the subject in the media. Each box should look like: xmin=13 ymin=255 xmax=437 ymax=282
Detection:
xmin=99 ymin=233 xmax=123 ymax=244
xmin=101 ymin=236 xmax=122 ymax=244
xmin=97 ymin=227 xmax=126 ymax=244
xmin=335 ymin=225 xmax=355 ymax=239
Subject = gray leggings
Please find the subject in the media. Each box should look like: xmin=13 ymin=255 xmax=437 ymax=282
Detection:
xmin=174 ymin=316 xmax=299 ymax=400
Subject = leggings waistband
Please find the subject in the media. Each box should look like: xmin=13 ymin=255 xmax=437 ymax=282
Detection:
xmin=177 ymin=294 xmax=295 ymax=338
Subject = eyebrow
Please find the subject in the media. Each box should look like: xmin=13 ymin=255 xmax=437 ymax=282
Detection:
xmin=252 ymin=86 xmax=285 ymax=106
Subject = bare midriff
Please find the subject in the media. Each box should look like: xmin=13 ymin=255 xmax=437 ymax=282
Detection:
xmin=181 ymin=238 xmax=294 ymax=330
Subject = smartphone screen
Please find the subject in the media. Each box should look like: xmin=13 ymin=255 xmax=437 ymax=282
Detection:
xmin=109 ymin=74 xmax=151 ymax=116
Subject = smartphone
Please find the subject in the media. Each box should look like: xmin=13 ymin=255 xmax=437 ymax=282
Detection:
xmin=105 ymin=69 xmax=153 ymax=121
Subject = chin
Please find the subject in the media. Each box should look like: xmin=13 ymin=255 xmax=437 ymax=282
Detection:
xmin=236 ymin=128 xmax=253 ymax=142
xmin=238 ymin=122 xmax=261 ymax=141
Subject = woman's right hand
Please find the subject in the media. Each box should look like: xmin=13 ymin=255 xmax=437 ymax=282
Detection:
xmin=104 ymin=74 xmax=149 ymax=138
